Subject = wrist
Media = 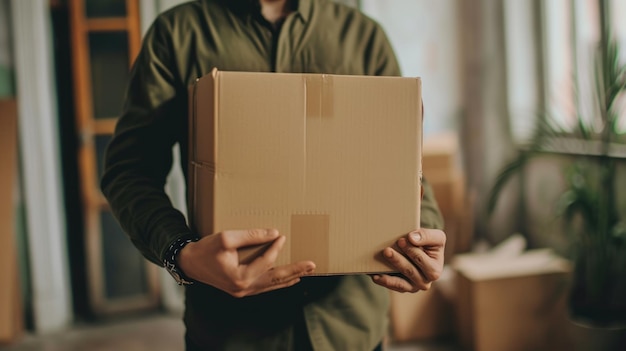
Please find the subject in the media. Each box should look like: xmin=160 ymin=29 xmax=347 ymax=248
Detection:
xmin=177 ymin=241 xmax=197 ymax=277
xmin=163 ymin=236 xmax=199 ymax=285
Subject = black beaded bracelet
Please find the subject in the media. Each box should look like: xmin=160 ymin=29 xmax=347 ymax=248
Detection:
xmin=163 ymin=236 xmax=200 ymax=285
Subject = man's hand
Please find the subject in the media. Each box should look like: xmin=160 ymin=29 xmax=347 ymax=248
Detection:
xmin=177 ymin=229 xmax=316 ymax=298
xmin=372 ymin=228 xmax=446 ymax=293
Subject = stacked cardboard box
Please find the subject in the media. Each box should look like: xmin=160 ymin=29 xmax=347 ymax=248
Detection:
xmin=389 ymin=132 xmax=469 ymax=343
xmin=422 ymin=132 xmax=473 ymax=260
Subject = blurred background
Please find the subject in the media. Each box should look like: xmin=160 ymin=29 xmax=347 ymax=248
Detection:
xmin=0 ymin=0 xmax=625 ymax=350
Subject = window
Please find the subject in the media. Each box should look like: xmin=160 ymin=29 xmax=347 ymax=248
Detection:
xmin=544 ymin=0 xmax=602 ymax=133
xmin=509 ymin=0 xmax=626 ymax=142
xmin=360 ymin=0 xmax=462 ymax=136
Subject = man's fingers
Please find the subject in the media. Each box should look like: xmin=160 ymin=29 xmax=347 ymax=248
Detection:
xmin=220 ymin=228 xmax=280 ymax=249
xmin=381 ymin=247 xmax=430 ymax=290
xmin=245 ymin=235 xmax=288 ymax=275
xmin=266 ymin=262 xmax=315 ymax=285
xmin=248 ymin=261 xmax=316 ymax=294
xmin=243 ymin=234 xmax=316 ymax=288
xmin=252 ymin=277 xmax=303 ymax=296
xmin=407 ymin=228 xmax=446 ymax=247
xmin=399 ymin=243 xmax=441 ymax=282
xmin=371 ymin=274 xmax=429 ymax=293
xmin=219 ymin=231 xmax=315 ymax=297
xmin=226 ymin=260 xmax=315 ymax=298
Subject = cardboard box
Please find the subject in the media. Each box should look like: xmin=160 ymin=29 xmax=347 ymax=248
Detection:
xmin=422 ymin=133 xmax=474 ymax=259
xmin=422 ymin=132 xmax=462 ymax=173
xmin=189 ymin=69 xmax=423 ymax=274
xmin=389 ymin=267 xmax=456 ymax=343
xmin=0 ymin=98 xmax=23 ymax=345
xmin=452 ymin=249 xmax=572 ymax=351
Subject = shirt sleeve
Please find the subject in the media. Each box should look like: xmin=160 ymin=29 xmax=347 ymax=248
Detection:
xmin=366 ymin=22 xmax=445 ymax=230
xmin=100 ymin=16 xmax=192 ymax=265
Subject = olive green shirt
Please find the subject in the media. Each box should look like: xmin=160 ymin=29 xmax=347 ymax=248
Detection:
xmin=101 ymin=0 xmax=444 ymax=350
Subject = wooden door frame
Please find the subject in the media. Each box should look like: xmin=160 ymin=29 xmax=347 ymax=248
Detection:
xmin=68 ymin=0 xmax=160 ymax=316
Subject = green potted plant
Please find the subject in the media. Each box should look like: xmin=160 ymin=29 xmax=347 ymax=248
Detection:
xmin=487 ymin=5 xmax=626 ymax=327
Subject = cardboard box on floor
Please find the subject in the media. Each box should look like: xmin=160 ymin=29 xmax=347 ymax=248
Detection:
xmin=422 ymin=132 xmax=474 ymax=260
xmin=387 ymin=133 xmax=472 ymax=344
xmin=452 ymin=248 xmax=572 ymax=351
xmin=389 ymin=267 xmax=456 ymax=343
xmin=0 ymin=99 xmax=23 ymax=345
xmin=189 ymin=69 xmax=423 ymax=275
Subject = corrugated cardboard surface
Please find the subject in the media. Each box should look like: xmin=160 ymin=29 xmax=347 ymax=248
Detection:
xmin=453 ymin=251 xmax=572 ymax=351
xmin=0 ymin=98 xmax=23 ymax=344
xmin=190 ymin=69 xmax=422 ymax=274
xmin=389 ymin=284 xmax=454 ymax=343
xmin=423 ymin=132 xmax=474 ymax=261
xmin=456 ymin=272 xmax=571 ymax=351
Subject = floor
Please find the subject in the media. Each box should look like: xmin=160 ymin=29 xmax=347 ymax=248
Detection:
xmin=4 ymin=312 xmax=626 ymax=351
xmin=0 ymin=312 xmax=461 ymax=351
xmin=0 ymin=313 xmax=186 ymax=351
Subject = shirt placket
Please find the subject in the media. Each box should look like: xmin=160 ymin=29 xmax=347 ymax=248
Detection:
xmin=274 ymin=14 xmax=301 ymax=73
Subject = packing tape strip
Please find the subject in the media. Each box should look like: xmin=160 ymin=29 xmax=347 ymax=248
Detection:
xmin=290 ymin=214 xmax=330 ymax=273
xmin=305 ymin=74 xmax=334 ymax=119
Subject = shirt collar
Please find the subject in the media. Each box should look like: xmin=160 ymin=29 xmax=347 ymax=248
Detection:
xmin=295 ymin=0 xmax=312 ymax=23
xmin=224 ymin=0 xmax=312 ymax=23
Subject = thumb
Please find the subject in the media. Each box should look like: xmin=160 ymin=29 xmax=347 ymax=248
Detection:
xmin=408 ymin=228 xmax=446 ymax=246
xmin=220 ymin=229 xmax=280 ymax=249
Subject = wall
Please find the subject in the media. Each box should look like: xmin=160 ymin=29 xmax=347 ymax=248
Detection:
xmin=0 ymin=0 xmax=14 ymax=97
xmin=11 ymin=0 xmax=72 ymax=333
xmin=522 ymin=155 xmax=626 ymax=255
xmin=361 ymin=0 xmax=462 ymax=135
xmin=0 ymin=0 xmax=32 ymax=334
